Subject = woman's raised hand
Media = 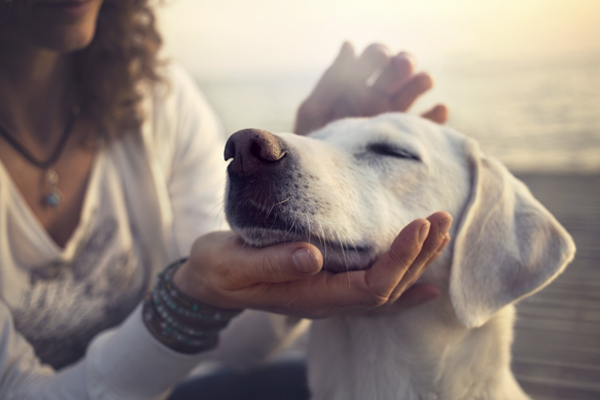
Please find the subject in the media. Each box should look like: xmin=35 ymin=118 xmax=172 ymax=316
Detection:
xmin=294 ymin=42 xmax=448 ymax=136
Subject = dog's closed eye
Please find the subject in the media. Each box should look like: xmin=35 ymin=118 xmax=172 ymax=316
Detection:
xmin=367 ymin=143 xmax=421 ymax=161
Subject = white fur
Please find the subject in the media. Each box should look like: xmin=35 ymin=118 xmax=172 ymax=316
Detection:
xmin=226 ymin=113 xmax=576 ymax=400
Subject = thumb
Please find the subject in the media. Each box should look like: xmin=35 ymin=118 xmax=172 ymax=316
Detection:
xmin=239 ymin=243 xmax=323 ymax=285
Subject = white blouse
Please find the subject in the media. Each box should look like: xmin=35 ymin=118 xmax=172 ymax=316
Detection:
xmin=0 ymin=65 xmax=303 ymax=400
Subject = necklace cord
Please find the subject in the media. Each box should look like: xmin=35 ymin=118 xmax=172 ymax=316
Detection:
xmin=0 ymin=105 xmax=80 ymax=170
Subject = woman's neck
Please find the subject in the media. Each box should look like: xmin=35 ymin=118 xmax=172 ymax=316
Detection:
xmin=0 ymin=37 xmax=74 ymax=145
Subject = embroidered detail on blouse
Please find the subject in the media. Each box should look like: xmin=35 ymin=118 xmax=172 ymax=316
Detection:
xmin=12 ymin=218 xmax=150 ymax=369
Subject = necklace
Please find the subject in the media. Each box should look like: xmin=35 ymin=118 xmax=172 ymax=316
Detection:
xmin=0 ymin=104 xmax=80 ymax=208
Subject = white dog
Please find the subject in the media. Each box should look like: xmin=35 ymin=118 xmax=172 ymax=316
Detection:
xmin=223 ymin=113 xmax=576 ymax=400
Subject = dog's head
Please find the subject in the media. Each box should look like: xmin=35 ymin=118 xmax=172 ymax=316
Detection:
xmin=224 ymin=113 xmax=575 ymax=328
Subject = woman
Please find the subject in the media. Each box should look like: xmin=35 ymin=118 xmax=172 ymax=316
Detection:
xmin=0 ymin=0 xmax=451 ymax=398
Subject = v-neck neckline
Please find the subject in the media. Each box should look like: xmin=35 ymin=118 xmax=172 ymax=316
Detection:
xmin=0 ymin=151 xmax=104 ymax=261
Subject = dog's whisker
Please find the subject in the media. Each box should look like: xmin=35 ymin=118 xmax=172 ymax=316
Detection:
xmin=284 ymin=217 xmax=297 ymax=239
xmin=331 ymin=227 xmax=348 ymax=269
xmin=266 ymin=204 xmax=275 ymax=219
xmin=266 ymin=196 xmax=287 ymax=219
xmin=320 ymin=222 xmax=330 ymax=274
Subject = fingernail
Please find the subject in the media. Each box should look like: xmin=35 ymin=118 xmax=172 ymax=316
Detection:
xmin=437 ymin=234 xmax=450 ymax=252
xmin=293 ymin=248 xmax=318 ymax=273
xmin=418 ymin=222 xmax=430 ymax=245
xmin=416 ymin=72 xmax=434 ymax=90
xmin=393 ymin=53 xmax=414 ymax=71
xmin=438 ymin=217 xmax=453 ymax=238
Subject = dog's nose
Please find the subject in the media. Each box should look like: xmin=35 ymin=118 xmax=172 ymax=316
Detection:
xmin=224 ymin=128 xmax=288 ymax=176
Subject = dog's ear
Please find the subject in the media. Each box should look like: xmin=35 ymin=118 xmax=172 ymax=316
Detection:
xmin=449 ymin=140 xmax=576 ymax=328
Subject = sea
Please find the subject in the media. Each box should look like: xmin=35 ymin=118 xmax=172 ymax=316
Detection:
xmin=194 ymin=53 xmax=600 ymax=173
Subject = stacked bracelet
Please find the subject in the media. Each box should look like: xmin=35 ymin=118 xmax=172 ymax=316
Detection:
xmin=143 ymin=258 xmax=243 ymax=354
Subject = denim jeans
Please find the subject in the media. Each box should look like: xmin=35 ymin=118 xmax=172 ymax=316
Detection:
xmin=167 ymin=359 xmax=310 ymax=400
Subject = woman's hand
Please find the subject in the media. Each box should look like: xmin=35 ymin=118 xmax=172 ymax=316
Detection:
xmin=173 ymin=212 xmax=452 ymax=319
xmin=294 ymin=42 xmax=448 ymax=136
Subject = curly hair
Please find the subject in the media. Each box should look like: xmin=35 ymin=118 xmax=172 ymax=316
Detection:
xmin=1 ymin=0 xmax=163 ymax=142
xmin=76 ymin=0 xmax=163 ymax=142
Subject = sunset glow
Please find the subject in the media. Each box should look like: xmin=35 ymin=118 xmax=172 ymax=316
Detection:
xmin=159 ymin=0 xmax=600 ymax=76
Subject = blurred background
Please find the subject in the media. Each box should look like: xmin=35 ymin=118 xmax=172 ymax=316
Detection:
xmin=157 ymin=0 xmax=600 ymax=173
xmin=158 ymin=1 xmax=600 ymax=399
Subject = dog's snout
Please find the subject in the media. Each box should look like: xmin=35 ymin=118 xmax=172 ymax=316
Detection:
xmin=225 ymin=128 xmax=288 ymax=176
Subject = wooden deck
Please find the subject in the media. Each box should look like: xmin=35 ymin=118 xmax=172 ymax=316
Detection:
xmin=512 ymin=173 xmax=600 ymax=400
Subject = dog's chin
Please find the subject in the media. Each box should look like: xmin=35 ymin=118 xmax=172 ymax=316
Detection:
xmin=233 ymin=227 xmax=377 ymax=273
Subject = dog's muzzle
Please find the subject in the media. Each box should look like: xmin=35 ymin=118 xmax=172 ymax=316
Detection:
xmin=224 ymin=128 xmax=297 ymax=232
xmin=224 ymin=128 xmax=289 ymax=176
xmin=224 ymin=128 xmax=374 ymax=271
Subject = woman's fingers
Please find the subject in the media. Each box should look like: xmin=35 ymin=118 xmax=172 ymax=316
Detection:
xmin=404 ymin=213 xmax=451 ymax=276
xmin=392 ymin=72 xmax=434 ymax=111
xmin=308 ymin=42 xmax=355 ymax=106
xmin=364 ymin=214 xmax=451 ymax=316
xmin=329 ymin=44 xmax=391 ymax=121
xmin=174 ymin=232 xmax=324 ymax=310
xmin=294 ymin=42 xmax=355 ymax=135
xmin=290 ymin=216 xmax=442 ymax=316
xmin=371 ymin=52 xmax=415 ymax=95
xmin=298 ymin=213 xmax=451 ymax=317
xmin=254 ymin=244 xmax=323 ymax=280
xmin=295 ymin=43 xmax=447 ymax=135
xmin=199 ymin=233 xmax=324 ymax=288
xmin=424 ymin=233 xmax=451 ymax=270
xmin=421 ymin=104 xmax=449 ymax=124
xmin=375 ymin=212 xmax=451 ymax=301
xmin=387 ymin=213 xmax=451 ymax=299
xmin=360 ymin=219 xmax=431 ymax=300
xmin=354 ymin=43 xmax=391 ymax=83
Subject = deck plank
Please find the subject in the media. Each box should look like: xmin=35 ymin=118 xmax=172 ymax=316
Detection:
xmin=512 ymin=173 xmax=600 ymax=400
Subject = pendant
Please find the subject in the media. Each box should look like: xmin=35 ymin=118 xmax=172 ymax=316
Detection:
xmin=43 ymin=169 xmax=63 ymax=208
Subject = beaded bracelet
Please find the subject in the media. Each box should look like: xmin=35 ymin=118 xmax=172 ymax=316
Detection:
xmin=143 ymin=258 xmax=243 ymax=354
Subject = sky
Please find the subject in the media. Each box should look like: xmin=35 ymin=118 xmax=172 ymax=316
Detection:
xmin=157 ymin=0 xmax=600 ymax=77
